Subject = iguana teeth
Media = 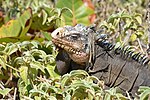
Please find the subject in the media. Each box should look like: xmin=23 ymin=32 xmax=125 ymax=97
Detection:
xmin=76 ymin=51 xmax=79 ymax=55
xmin=73 ymin=50 xmax=76 ymax=54
xmin=70 ymin=49 xmax=74 ymax=53
xmin=58 ymin=44 xmax=61 ymax=47
xmin=68 ymin=48 xmax=73 ymax=53
xmin=76 ymin=49 xmax=80 ymax=52
xmin=61 ymin=45 xmax=65 ymax=49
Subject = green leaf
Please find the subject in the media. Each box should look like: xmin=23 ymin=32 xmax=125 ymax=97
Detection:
xmin=107 ymin=11 xmax=130 ymax=23
xmin=42 ymin=9 xmax=48 ymax=25
xmin=30 ymin=13 xmax=55 ymax=31
xmin=113 ymin=18 xmax=120 ymax=27
xmin=29 ymin=89 xmax=49 ymax=97
xmin=4 ymin=43 xmax=18 ymax=55
xmin=138 ymin=86 xmax=150 ymax=93
xmin=136 ymin=31 xmax=144 ymax=37
xmin=46 ymin=64 xmax=60 ymax=79
xmin=0 ymin=19 xmax=21 ymax=38
xmin=19 ymin=8 xmax=32 ymax=29
xmin=14 ymin=57 xmax=25 ymax=66
xmin=56 ymin=0 xmax=94 ymax=26
xmin=0 ymin=88 xmax=12 ymax=98
xmin=34 ymin=96 xmax=42 ymax=100
xmin=107 ymin=13 xmax=120 ymax=23
xmin=130 ymin=33 xmax=137 ymax=42
xmin=0 ymin=36 xmax=44 ymax=43
xmin=140 ymin=89 xmax=150 ymax=100
xmin=61 ymin=74 xmax=70 ymax=87
xmin=30 ymin=49 xmax=47 ymax=58
xmin=0 ymin=9 xmax=32 ymax=38
xmin=49 ymin=96 xmax=57 ymax=100
xmin=30 ymin=61 xmax=45 ymax=73
xmin=134 ymin=14 xmax=142 ymax=25
xmin=0 ymin=57 xmax=6 ymax=69
xmin=42 ymin=31 xmax=52 ymax=41
xmin=130 ymin=23 xmax=138 ymax=29
xmin=64 ymin=94 xmax=71 ymax=100
xmin=70 ymin=70 xmax=88 ymax=77
xmin=124 ymin=18 xmax=132 ymax=31
xmin=138 ymin=86 xmax=150 ymax=100
xmin=19 ymin=66 xmax=28 ymax=84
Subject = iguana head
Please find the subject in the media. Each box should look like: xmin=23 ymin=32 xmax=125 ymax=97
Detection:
xmin=51 ymin=24 xmax=94 ymax=64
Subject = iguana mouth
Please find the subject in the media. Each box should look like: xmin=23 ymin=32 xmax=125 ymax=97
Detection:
xmin=51 ymin=26 xmax=90 ymax=64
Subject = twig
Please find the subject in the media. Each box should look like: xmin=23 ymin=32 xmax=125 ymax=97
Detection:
xmin=137 ymin=38 xmax=144 ymax=54
xmin=123 ymin=30 xmax=131 ymax=45
xmin=5 ymin=64 xmax=19 ymax=72
xmin=0 ymin=81 xmax=5 ymax=89
xmin=126 ymin=91 xmax=132 ymax=100
xmin=13 ymin=88 xmax=17 ymax=100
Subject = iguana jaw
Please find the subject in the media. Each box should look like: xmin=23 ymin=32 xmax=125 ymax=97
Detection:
xmin=51 ymin=26 xmax=90 ymax=64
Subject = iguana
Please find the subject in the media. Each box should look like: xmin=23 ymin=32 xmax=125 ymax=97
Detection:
xmin=51 ymin=24 xmax=150 ymax=97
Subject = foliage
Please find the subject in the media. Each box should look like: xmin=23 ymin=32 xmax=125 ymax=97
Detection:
xmin=0 ymin=40 xmax=58 ymax=99
xmin=93 ymin=0 xmax=149 ymax=54
xmin=0 ymin=0 xmax=94 ymax=43
xmin=0 ymin=0 xmax=54 ymax=22
xmin=0 ymin=0 xmax=71 ymax=42
xmin=100 ymin=11 xmax=145 ymax=44
xmin=0 ymin=8 xmax=32 ymax=38
xmin=56 ymin=0 xmax=94 ymax=26
xmin=138 ymin=86 xmax=150 ymax=100
xmin=93 ymin=0 xmax=148 ymax=23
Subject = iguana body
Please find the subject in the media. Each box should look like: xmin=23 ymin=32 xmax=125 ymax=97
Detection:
xmin=51 ymin=24 xmax=150 ymax=96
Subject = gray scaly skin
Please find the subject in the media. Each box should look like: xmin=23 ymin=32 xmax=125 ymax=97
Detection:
xmin=51 ymin=24 xmax=150 ymax=97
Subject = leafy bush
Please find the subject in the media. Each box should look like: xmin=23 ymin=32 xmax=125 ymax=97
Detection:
xmin=94 ymin=0 xmax=149 ymax=53
xmin=0 ymin=40 xmax=58 ymax=99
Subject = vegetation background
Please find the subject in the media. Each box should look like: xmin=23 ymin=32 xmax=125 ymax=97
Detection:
xmin=0 ymin=0 xmax=150 ymax=99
